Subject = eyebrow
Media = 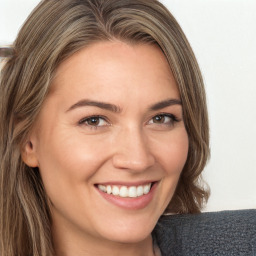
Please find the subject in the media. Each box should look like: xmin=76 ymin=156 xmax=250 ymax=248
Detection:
xmin=66 ymin=98 xmax=182 ymax=113
xmin=149 ymin=98 xmax=182 ymax=111
xmin=66 ymin=99 xmax=121 ymax=113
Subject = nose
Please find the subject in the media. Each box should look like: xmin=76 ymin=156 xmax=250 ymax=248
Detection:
xmin=112 ymin=127 xmax=155 ymax=172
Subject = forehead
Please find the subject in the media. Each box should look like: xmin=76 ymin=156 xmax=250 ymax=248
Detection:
xmin=49 ymin=41 xmax=180 ymax=104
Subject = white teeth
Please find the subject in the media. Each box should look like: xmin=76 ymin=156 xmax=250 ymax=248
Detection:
xmin=128 ymin=186 xmax=137 ymax=198
xmin=106 ymin=185 xmax=112 ymax=194
xmin=97 ymin=183 xmax=152 ymax=198
xmin=112 ymin=186 xmax=119 ymax=196
xmin=119 ymin=186 xmax=128 ymax=197
xmin=143 ymin=184 xmax=151 ymax=194
xmin=137 ymin=186 xmax=144 ymax=197
xmin=98 ymin=185 xmax=106 ymax=192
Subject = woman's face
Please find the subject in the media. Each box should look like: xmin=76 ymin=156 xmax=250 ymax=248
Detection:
xmin=24 ymin=41 xmax=188 ymax=250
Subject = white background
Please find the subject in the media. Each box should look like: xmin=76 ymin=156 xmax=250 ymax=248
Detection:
xmin=0 ymin=0 xmax=255 ymax=212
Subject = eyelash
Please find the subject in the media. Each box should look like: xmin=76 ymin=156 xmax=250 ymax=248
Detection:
xmin=78 ymin=115 xmax=109 ymax=129
xmin=148 ymin=113 xmax=180 ymax=126
xmin=78 ymin=113 xmax=180 ymax=129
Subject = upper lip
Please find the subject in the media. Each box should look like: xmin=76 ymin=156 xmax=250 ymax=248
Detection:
xmin=95 ymin=180 xmax=158 ymax=186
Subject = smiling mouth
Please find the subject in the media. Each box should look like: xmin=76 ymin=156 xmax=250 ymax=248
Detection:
xmin=96 ymin=183 xmax=153 ymax=198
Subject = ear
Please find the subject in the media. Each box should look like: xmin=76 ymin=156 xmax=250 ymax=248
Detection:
xmin=21 ymin=140 xmax=39 ymax=167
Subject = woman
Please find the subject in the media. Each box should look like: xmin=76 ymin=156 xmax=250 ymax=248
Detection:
xmin=0 ymin=0 xmax=209 ymax=255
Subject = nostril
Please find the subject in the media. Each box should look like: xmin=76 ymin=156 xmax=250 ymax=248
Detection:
xmin=112 ymin=149 xmax=155 ymax=171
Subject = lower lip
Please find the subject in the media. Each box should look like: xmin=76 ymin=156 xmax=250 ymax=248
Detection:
xmin=96 ymin=183 xmax=158 ymax=210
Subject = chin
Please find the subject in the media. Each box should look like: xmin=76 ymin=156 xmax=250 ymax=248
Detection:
xmin=103 ymin=229 xmax=152 ymax=244
xmin=95 ymin=215 xmax=158 ymax=244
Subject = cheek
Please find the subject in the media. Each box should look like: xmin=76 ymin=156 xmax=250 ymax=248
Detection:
xmin=154 ymin=129 xmax=189 ymax=175
xmin=150 ymin=128 xmax=189 ymax=213
xmin=162 ymin=130 xmax=189 ymax=198
xmin=36 ymin=129 xmax=110 ymax=194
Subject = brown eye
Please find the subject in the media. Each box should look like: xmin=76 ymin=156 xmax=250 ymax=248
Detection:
xmin=87 ymin=117 xmax=100 ymax=126
xmin=79 ymin=116 xmax=108 ymax=127
xmin=148 ymin=114 xmax=179 ymax=126
xmin=152 ymin=115 xmax=165 ymax=123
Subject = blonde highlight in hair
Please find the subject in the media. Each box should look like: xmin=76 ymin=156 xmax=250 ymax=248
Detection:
xmin=0 ymin=0 xmax=210 ymax=255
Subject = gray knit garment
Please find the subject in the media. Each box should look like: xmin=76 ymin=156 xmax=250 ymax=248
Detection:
xmin=153 ymin=209 xmax=256 ymax=256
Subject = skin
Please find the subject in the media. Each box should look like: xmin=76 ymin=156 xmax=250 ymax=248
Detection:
xmin=22 ymin=41 xmax=189 ymax=256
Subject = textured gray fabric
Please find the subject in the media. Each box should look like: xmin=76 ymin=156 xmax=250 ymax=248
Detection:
xmin=153 ymin=209 xmax=256 ymax=256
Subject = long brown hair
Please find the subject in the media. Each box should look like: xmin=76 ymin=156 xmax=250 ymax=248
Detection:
xmin=0 ymin=0 xmax=210 ymax=255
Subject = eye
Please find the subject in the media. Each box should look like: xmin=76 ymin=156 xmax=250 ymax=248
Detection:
xmin=78 ymin=116 xmax=109 ymax=128
xmin=148 ymin=113 xmax=179 ymax=126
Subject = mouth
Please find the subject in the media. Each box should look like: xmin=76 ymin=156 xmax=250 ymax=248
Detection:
xmin=95 ymin=181 xmax=157 ymax=210
xmin=96 ymin=183 xmax=153 ymax=198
